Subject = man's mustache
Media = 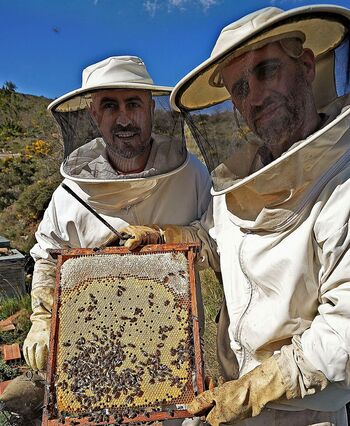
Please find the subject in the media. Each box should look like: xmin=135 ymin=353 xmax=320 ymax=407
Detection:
xmin=250 ymin=98 xmax=275 ymax=121
xmin=112 ymin=125 xmax=141 ymax=134
xmin=250 ymin=94 xmax=286 ymax=122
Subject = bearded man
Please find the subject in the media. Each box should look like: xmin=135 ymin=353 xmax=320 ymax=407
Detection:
xmin=122 ymin=6 xmax=350 ymax=425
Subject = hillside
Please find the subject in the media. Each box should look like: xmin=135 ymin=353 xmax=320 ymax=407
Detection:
xmin=0 ymin=87 xmax=62 ymax=254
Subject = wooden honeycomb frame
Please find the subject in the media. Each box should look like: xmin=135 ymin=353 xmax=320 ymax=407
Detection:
xmin=42 ymin=243 xmax=204 ymax=425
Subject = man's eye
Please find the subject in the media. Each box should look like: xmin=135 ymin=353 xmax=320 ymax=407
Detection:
xmin=103 ymin=102 xmax=116 ymax=110
xmin=232 ymin=80 xmax=249 ymax=100
xmin=128 ymin=102 xmax=141 ymax=109
xmin=256 ymin=63 xmax=280 ymax=81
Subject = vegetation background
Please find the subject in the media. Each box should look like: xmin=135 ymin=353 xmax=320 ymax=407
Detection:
xmin=0 ymin=83 xmax=62 ymax=254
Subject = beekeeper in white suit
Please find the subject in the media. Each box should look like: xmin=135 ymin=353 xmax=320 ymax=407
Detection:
xmin=12 ymin=55 xmax=212 ymax=424
xmin=122 ymin=5 xmax=350 ymax=425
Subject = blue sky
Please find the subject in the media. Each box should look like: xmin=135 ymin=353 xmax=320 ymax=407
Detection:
xmin=1 ymin=0 xmax=349 ymax=99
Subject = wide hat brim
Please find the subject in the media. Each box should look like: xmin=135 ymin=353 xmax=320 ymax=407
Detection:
xmin=171 ymin=4 xmax=350 ymax=111
xmin=49 ymin=82 xmax=173 ymax=112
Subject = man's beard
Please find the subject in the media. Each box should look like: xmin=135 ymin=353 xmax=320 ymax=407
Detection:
xmin=110 ymin=140 xmax=149 ymax=159
xmin=250 ymin=71 xmax=308 ymax=149
xmin=108 ymin=125 xmax=150 ymax=159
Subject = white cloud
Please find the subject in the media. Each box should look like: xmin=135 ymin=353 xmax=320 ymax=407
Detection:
xmin=168 ymin=0 xmax=188 ymax=12
xmin=143 ymin=0 xmax=218 ymax=16
xmin=199 ymin=0 xmax=218 ymax=10
xmin=144 ymin=0 xmax=159 ymax=17
xmin=169 ymin=0 xmax=187 ymax=6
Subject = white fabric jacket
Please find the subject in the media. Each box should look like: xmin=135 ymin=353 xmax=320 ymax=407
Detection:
xmin=28 ymin=139 xmax=210 ymax=426
xmin=197 ymin=98 xmax=350 ymax=413
xmin=30 ymin=146 xmax=211 ymax=274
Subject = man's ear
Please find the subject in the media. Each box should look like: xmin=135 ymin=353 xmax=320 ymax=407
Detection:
xmin=301 ymin=48 xmax=316 ymax=83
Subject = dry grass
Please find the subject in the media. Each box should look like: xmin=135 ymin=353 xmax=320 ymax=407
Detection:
xmin=0 ymin=295 xmax=31 ymax=385
xmin=199 ymin=268 xmax=224 ymax=379
xmin=0 ymin=295 xmax=31 ymax=321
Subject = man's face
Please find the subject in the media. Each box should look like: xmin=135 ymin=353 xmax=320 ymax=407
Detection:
xmin=221 ymin=42 xmax=316 ymax=154
xmin=90 ymin=89 xmax=155 ymax=160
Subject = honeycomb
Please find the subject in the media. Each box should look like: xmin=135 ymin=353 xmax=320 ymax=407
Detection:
xmin=52 ymin=250 xmax=198 ymax=423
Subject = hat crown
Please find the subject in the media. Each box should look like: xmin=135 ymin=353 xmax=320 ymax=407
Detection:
xmin=82 ymin=56 xmax=154 ymax=89
xmin=211 ymin=7 xmax=284 ymax=57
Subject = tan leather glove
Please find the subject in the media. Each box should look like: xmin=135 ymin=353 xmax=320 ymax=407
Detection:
xmin=23 ymin=286 xmax=54 ymax=372
xmin=188 ymin=356 xmax=287 ymax=426
xmin=120 ymin=225 xmax=164 ymax=250
xmin=121 ymin=224 xmax=199 ymax=250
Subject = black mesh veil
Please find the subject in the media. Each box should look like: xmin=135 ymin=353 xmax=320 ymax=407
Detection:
xmin=183 ymin=102 xmax=259 ymax=176
xmin=50 ymin=92 xmax=187 ymax=180
xmin=179 ymin=14 xmax=350 ymax=194
xmin=52 ymin=108 xmax=100 ymax=159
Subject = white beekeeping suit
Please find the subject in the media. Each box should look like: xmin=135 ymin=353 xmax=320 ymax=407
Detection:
xmin=123 ymin=5 xmax=350 ymax=426
xmin=173 ymin=5 xmax=350 ymax=425
xmin=21 ymin=57 xmax=211 ymax=423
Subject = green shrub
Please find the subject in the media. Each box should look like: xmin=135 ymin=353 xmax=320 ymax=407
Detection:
xmin=0 ymin=359 xmax=19 ymax=382
xmin=0 ymin=295 xmax=31 ymax=347
xmin=0 ymin=318 xmax=31 ymax=347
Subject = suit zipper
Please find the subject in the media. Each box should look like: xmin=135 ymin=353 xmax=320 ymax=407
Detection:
xmin=235 ymin=232 xmax=253 ymax=374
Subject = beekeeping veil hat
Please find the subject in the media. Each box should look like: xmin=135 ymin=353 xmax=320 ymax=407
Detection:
xmin=171 ymin=5 xmax=349 ymax=111
xmin=171 ymin=5 xmax=350 ymax=196
xmin=48 ymin=56 xmax=188 ymax=212
xmin=50 ymin=56 xmax=172 ymax=112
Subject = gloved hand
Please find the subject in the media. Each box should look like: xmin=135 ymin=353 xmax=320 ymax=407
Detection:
xmin=120 ymin=224 xmax=199 ymax=250
xmin=187 ymin=356 xmax=287 ymax=426
xmin=120 ymin=225 xmax=164 ymax=250
xmin=23 ymin=286 xmax=54 ymax=372
xmin=205 ymin=376 xmax=225 ymax=391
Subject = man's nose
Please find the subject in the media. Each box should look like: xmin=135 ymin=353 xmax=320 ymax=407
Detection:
xmin=115 ymin=109 xmax=132 ymax=126
xmin=247 ymin=76 xmax=268 ymax=106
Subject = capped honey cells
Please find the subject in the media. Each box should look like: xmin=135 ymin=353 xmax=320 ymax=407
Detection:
xmin=52 ymin=250 xmax=198 ymax=423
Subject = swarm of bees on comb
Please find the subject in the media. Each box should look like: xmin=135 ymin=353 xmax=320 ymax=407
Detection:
xmin=45 ymin=248 xmax=202 ymax=425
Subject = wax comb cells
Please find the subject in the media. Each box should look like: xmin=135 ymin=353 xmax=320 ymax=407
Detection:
xmin=44 ymin=246 xmax=204 ymax=425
